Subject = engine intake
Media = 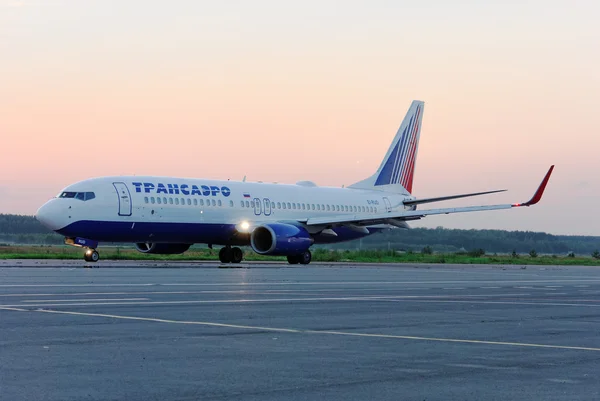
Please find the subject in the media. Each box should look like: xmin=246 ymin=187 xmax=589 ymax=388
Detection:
xmin=250 ymin=223 xmax=313 ymax=255
xmin=134 ymin=243 xmax=191 ymax=254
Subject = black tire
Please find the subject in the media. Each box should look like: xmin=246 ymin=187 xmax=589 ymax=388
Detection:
xmin=219 ymin=247 xmax=232 ymax=263
xmin=90 ymin=250 xmax=100 ymax=262
xmin=287 ymin=255 xmax=299 ymax=264
xmin=231 ymin=247 xmax=243 ymax=263
xmin=299 ymin=250 xmax=312 ymax=265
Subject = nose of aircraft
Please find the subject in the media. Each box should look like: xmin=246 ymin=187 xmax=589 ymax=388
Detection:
xmin=36 ymin=199 xmax=64 ymax=231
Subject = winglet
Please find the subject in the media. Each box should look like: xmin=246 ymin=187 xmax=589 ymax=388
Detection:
xmin=513 ymin=165 xmax=554 ymax=207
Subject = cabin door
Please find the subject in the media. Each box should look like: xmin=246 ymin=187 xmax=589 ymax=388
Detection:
xmin=383 ymin=197 xmax=392 ymax=213
xmin=113 ymin=182 xmax=132 ymax=216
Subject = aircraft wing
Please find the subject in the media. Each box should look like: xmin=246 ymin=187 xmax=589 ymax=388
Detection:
xmin=304 ymin=165 xmax=554 ymax=227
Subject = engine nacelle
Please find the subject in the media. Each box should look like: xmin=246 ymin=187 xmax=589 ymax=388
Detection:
xmin=250 ymin=223 xmax=313 ymax=255
xmin=134 ymin=243 xmax=191 ymax=254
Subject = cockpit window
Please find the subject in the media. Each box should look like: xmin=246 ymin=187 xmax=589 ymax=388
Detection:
xmin=59 ymin=191 xmax=96 ymax=201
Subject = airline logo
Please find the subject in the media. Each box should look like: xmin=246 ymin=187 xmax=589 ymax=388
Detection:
xmin=374 ymin=104 xmax=422 ymax=192
xmin=131 ymin=182 xmax=231 ymax=197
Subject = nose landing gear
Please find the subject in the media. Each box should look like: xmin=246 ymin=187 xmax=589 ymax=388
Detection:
xmin=84 ymin=249 xmax=100 ymax=262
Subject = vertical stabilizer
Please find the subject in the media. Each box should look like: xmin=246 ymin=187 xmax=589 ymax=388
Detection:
xmin=349 ymin=100 xmax=424 ymax=194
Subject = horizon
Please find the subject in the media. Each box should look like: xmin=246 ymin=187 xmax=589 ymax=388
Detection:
xmin=1 ymin=1 xmax=599 ymax=235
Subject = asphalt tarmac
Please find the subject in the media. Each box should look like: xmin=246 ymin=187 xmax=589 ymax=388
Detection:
xmin=1 ymin=262 xmax=600 ymax=401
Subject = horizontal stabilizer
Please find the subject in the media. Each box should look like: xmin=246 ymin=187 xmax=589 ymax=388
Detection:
xmin=304 ymin=165 xmax=554 ymax=227
xmin=404 ymin=189 xmax=507 ymax=207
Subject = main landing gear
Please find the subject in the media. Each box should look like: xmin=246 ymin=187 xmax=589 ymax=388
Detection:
xmin=218 ymin=246 xmax=243 ymax=264
xmin=84 ymin=248 xmax=100 ymax=262
xmin=287 ymin=250 xmax=312 ymax=265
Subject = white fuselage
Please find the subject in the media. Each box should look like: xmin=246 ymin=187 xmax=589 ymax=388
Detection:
xmin=36 ymin=176 xmax=413 ymax=245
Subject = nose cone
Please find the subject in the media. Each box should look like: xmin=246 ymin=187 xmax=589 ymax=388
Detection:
xmin=36 ymin=199 xmax=65 ymax=231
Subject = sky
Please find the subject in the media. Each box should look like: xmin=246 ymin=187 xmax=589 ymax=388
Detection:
xmin=1 ymin=0 xmax=599 ymax=235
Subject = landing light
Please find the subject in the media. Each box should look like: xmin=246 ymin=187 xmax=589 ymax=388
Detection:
xmin=240 ymin=221 xmax=250 ymax=230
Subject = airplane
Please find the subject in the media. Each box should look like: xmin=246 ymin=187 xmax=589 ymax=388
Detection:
xmin=35 ymin=100 xmax=554 ymax=264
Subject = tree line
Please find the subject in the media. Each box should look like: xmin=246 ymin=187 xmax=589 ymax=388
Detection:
xmin=1 ymin=213 xmax=599 ymax=255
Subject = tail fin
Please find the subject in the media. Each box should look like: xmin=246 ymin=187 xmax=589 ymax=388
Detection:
xmin=349 ymin=100 xmax=424 ymax=194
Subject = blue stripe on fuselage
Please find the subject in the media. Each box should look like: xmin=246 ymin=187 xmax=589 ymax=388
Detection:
xmin=56 ymin=220 xmax=376 ymax=246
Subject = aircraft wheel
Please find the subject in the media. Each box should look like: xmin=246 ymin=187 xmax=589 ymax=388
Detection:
xmin=299 ymin=250 xmax=312 ymax=265
xmin=219 ymin=247 xmax=232 ymax=263
xmin=84 ymin=249 xmax=99 ymax=262
xmin=231 ymin=247 xmax=243 ymax=263
xmin=286 ymin=254 xmax=299 ymax=265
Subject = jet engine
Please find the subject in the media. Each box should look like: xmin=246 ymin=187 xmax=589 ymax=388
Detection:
xmin=250 ymin=223 xmax=313 ymax=255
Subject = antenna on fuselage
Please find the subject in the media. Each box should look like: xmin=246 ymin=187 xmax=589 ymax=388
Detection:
xmin=242 ymin=175 xmax=246 ymax=182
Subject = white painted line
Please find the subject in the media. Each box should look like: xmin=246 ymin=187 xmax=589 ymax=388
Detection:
xmin=383 ymin=299 xmax=600 ymax=308
xmin=514 ymin=286 xmax=533 ymax=289
xmin=574 ymin=285 xmax=590 ymax=288
xmin=3 ymin=279 xmax=600 ymax=288
xmin=3 ymin=307 xmax=600 ymax=353
xmin=0 ymin=294 xmax=572 ymax=308
xmin=21 ymin=298 xmax=149 ymax=303
xmin=481 ymin=287 xmax=500 ymax=289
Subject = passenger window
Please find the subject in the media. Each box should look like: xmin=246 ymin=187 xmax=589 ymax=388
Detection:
xmin=200 ymin=199 xmax=204 ymax=206
xmin=151 ymin=197 xmax=156 ymax=204
xmin=194 ymin=199 xmax=198 ymax=206
xmin=310 ymin=204 xmax=314 ymax=210
xmin=181 ymin=198 xmax=185 ymax=205
xmin=144 ymin=197 xmax=149 ymax=204
xmin=157 ymin=197 xmax=162 ymax=204
xmin=163 ymin=197 xmax=167 ymax=204
xmin=285 ymin=202 xmax=290 ymax=209
xmin=277 ymin=202 xmax=281 ymax=209
xmin=251 ymin=201 xmax=255 ymax=208
xmin=326 ymin=205 xmax=330 ymax=211
xmin=169 ymin=198 xmax=173 ymax=205
xmin=245 ymin=200 xmax=250 ymax=208
xmin=212 ymin=199 xmax=216 ymax=206
xmin=271 ymin=202 xmax=275 ymax=209
xmin=317 ymin=204 xmax=320 ymax=211
xmin=229 ymin=200 xmax=234 ymax=207
xmin=240 ymin=201 xmax=245 ymax=207
xmin=187 ymin=199 xmax=191 ymax=206
xmin=175 ymin=198 xmax=179 ymax=205
xmin=218 ymin=200 xmax=222 ymax=207
xmin=292 ymin=203 xmax=296 ymax=210
xmin=282 ymin=203 xmax=287 ymax=210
